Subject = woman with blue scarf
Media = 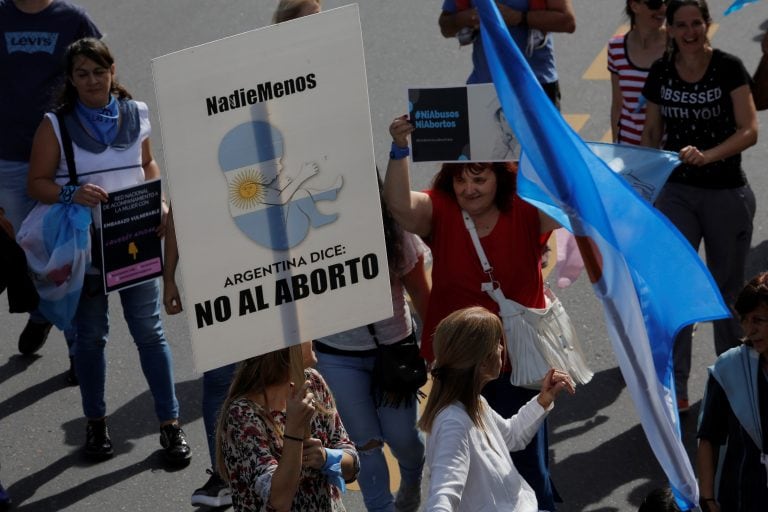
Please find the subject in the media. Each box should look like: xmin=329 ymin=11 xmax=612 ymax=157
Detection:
xmin=26 ymin=38 xmax=191 ymax=465
xmin=697 ymin=272 xmax=768 ymax=511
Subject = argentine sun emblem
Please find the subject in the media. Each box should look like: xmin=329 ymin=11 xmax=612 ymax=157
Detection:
xmin=218 ymin=121 xmax=343 ymax=250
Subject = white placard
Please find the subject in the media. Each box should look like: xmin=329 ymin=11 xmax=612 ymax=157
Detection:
xmin=152 ymin=5 xmax=391 ymax=372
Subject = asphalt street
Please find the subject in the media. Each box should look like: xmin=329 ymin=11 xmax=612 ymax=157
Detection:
xmin=1 ymin=0 xmax=768 ymax=510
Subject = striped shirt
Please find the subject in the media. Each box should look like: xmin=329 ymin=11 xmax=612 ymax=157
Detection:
xmin=607 ymin=33 xmax=651 ymax=145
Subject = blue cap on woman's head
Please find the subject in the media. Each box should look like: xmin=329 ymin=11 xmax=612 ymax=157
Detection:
xmin=218 ymin=121 xmax=285 ymax=171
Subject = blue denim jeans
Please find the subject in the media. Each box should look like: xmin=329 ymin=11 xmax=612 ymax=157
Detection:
xmin=72 ymin=276 xmax=179 ymax=422
xmin=202 ymin=363 xmax=235 ymax=468
xmin=316 ymin=351 xmax=425 ymax=512
xmin=0 ymin=158 xmax=35 ymax=233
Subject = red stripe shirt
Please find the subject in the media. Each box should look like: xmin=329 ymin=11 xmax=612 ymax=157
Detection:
xmin=607 ymin=33 xmax=651 ymax=145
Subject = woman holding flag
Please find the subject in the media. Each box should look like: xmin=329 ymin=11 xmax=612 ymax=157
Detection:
xmin=383 ymin=116 xmax=563 ymax=510
xmin=641 ymin=0 xmax=758 ymax=412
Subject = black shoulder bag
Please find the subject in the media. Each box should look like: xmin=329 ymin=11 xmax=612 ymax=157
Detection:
xmin=370 ymin=322 xmax=427 ymax=407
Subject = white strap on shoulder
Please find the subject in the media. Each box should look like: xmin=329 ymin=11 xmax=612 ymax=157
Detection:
xmin=462 ymin=209 xmax=502 ymax=298
xmin=461 ymin=209 xmax=491 ymax=273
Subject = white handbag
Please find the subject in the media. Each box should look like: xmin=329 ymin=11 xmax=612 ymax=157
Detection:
xmin=462 ymin=210 xmax=593 ymax=388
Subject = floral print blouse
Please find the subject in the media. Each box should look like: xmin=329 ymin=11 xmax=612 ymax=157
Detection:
xmin=221 ymin=368 xmax=358 ymax=512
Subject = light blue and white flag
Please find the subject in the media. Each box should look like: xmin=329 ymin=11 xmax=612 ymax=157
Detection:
xmin=473 ymin=0 xmax=731 ymax=508
xmin=16 ymin=202 xmax=92 ymax=330
xmin=724 ymin=0 xmax=761 ymax=16
xmin=588 ymin=142 xmax=678 ymax=204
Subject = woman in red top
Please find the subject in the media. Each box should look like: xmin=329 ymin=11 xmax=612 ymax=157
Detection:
xmin=383 ymin=115 xmax=562 ymax=510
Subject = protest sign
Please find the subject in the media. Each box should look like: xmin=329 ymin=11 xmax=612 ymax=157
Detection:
xmin=409 ymin=83 xmax=518 ymax=162
xmin=97 ymin=179 xmax=163 ymax=294
xmin=152 ymin=5 xmax=390 ymax=372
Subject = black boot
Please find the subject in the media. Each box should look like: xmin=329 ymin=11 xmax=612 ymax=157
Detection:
xmin=84 ymin=418 xmax=114 ymax=461
xmin=160 ymin=423 xmax=192 ymax=465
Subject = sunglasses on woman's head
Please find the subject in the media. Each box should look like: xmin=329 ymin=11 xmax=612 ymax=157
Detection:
xmin=642 ymin=0 xmax=668 ymax=10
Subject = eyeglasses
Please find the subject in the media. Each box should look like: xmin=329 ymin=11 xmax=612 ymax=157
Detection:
xmin=641 ymin=0 xmax=668 ymax=10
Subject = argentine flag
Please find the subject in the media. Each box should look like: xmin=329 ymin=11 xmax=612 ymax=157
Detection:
xmin=473 ymin=0 xmax=731 ymax=508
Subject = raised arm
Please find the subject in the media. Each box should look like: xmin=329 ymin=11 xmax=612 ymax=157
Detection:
xmin=678 ymin=84 xmax=757 ymax=166
xmin=493 ymin=368 xmax=573 ymax=451
xmin=268 ymin=381 xmax=316 ymax=511
xmin=382 ymin=116 xmax=433 ymax=237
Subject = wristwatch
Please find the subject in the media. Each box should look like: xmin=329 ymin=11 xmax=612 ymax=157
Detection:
xmin=389 ymin=142 xmax=410 ymax=160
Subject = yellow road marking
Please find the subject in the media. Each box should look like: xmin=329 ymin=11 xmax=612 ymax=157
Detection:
xmin=582 ymin=24 xmax=630 ymax=81
xmin=564 ymin=113 xmax=589 ymax=132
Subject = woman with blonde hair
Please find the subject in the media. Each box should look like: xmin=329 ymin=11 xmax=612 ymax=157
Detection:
xmin=216 ymin=342 xmax=359 ymax=511
xmin=273 ymin=0 xmax=320 ymax=23
xmin=419 ymin=307 xmax=574 ymax=511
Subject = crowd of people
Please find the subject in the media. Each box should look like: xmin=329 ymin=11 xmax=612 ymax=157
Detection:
xmin=1 ymin=0 xmax=768 ymax=511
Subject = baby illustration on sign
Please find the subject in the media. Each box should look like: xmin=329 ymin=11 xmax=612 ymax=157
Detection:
xmin=218 ymin=121 xmax=343 ymax=250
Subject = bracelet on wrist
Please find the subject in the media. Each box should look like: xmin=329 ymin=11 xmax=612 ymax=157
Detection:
xmin=389 ymin=141 xmax=410 ymax=160
xmin=59 ymin=185 xmax=78 ymax=205
xmin=283 ymin=434 xmax=304 ymax=442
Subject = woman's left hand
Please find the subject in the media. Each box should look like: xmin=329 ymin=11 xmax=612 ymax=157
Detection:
xmin=678 ymin=145 xmax=710 ymax=166
xmin=301 ymin=437 xmax=327 ymax=470
xmin=537 ymin=368 xmax=575 ymax=409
